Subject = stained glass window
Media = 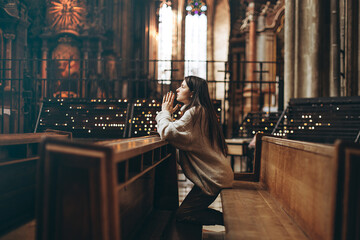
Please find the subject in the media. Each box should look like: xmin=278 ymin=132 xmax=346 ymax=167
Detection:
xmin=185 ymin=0 xmax=207 ymax=15
xmin=184 ymin=0 xmax=207 ymax=79
xmin=157 ymin=2 xmax=173 ymax=84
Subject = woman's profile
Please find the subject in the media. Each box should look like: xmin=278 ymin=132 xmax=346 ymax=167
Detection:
xmin=155 ymin=75 xmax=234 ymax=225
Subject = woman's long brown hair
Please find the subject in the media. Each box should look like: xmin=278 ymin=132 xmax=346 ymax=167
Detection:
xmin=182 ymin=76 xmax=228 ymax=155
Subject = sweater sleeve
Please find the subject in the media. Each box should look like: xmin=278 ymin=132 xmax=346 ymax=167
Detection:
xmin=155 ymin=108 xmax=194 ymax=151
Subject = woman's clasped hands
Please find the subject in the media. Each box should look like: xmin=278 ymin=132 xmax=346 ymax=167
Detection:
xmin=162 ymin=91 xmax=179 ymax=114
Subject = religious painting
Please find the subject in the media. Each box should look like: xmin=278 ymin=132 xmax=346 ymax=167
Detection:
xmin=51 ymin=42 xmax=80 ymax=98
xmin=48 ymin=0 xmax=86 ymax=34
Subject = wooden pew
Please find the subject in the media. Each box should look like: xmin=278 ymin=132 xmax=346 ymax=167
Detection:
xmin=36 ymin=135 xmax=186 ymax=240
xmin=221 ymin=134 xmax=360 ymax=240
xmin=0 ymin=132 xmax=71 ymax=236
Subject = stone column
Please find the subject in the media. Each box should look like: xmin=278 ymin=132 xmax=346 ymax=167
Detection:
xmin=298 ymin=0 xmax=320 ymax=98
xmin=41 ymin=40 xmax=48 ymax=99
xmin=330 ymin=0 xmax=340 ymax=96
xmin=82 ymin=40 xmax=89 ymax=98
xmin=3 ymin=33 xmax=15 ymax=91
xmin=248 ymin=2 xmax=256 ymax=83
xmin=97 ymin=40 xmax=103 ymax=75
xmin=243 ymin=2 xmax=259 ymax=112
xmin=284 ymin=0 xmax=295 ymax=106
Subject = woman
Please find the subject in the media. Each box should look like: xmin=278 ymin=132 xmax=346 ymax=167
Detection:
xmin=155 ymin=76 xmax=234 ymax=225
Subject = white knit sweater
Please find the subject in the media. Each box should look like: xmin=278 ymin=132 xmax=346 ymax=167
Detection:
xmin=155 ymin=106 xmax=234 ymax=196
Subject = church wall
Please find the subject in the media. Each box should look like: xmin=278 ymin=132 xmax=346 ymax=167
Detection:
xmin=147 ymin=1 xmax=158 ymax=75
xmin=213 ymin=0 xmax=230 ymax=99
xmin=119 ymin=0 xmax=134 ymax=76
xmin=172 ymin=0 xmax=186 ymax=81
xmin=358 ymin=0 xmax=360 ymax=96
xmin=343 ymin=0 xmax=359 ymax=96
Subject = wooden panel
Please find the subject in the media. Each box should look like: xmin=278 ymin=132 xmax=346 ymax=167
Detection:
xmin=154 ymin=145 xmax=178 ymax=210
xmin=0 ymin=132 xmax=71 ymax=236
xmin=335 ymin=143 xmax=360 ymax=240
xmin=118 ymin=171 xmax=155 ymax=240
xmin=37 ymin=142 xmax=111 ymax=240
xmin=260 ymin=136 xmax=337 ymax=240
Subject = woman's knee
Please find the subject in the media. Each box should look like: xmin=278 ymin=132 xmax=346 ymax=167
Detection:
xmin=175 ymin=208 xmax=187 ymax=220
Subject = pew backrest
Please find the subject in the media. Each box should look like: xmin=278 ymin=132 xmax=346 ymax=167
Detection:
xmin=36 ymin=135 xmax=178 ymax=240
xmin=0 ymin=132 xmax=71 ymax=236
xmin=255 ymin=135 xmax=360 ymax=240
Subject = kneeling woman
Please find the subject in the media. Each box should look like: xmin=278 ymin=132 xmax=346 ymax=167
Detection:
xmin=155 ymin=76 xmax=234 ymax=225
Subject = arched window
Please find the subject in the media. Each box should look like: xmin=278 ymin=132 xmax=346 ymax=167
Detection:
xmin=157 ymin=1 xmax=173 ymax=84
xmin=184 ymin=0 xmax=207 ymax=79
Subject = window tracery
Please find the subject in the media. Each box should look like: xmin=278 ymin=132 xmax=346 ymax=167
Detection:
xmin=184 ymin=0 xmax=207 ymax=79
xmin=157 ymin=1 xmax=173 ymax=84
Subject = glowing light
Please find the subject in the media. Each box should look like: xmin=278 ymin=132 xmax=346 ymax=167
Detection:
xmin=48 ymin=0 xmax=85 ymax=30
xmin=157 ymin=2 xmax=173 ymax=85
xmin=184 ymin=12 xmax=207 ymax=79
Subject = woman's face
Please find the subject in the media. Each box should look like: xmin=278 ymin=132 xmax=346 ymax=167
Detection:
xmin=176 ymin=80 xmax=192 ymax=105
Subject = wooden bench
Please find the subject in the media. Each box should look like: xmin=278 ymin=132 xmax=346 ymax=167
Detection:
xmin=221 ymin=134 xmax=360 ymax=240
xmin=0 ymin=132 xmax=71 ymax=236
xmin=36 ymin=135 xmax=200 ymax=240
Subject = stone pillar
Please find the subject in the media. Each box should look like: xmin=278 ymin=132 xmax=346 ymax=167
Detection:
xmin=248 ymin=2 xmax=256 ymax=83
xmin=82 ymin=40 xmax=89 ymax=98
xmin=284 ymin=0 xmax=295 ymax=106
xmin=298 ymin=0 xmax=320 ymax=98
xmin=285 ymin=0 xmax=322 ymax=100
xmin=244 ymin=2 xmax=259 ymax=112
xmin=330 ymin=0 xmax=340 ymax=96
xmin=41 ymin=40 xmax=48 ymax=99
xmin=97 ymin=40 xmax=102 ymax=75
xmin=3 ymin=33 xmax=15 ymax=91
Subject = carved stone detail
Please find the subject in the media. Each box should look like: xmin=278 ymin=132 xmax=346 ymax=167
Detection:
xmin=3 ymin=33 xmax=15 ymax=40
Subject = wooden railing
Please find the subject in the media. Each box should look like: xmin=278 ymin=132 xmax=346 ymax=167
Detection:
xmin=0 ymin=132 xmax=71 ymax=236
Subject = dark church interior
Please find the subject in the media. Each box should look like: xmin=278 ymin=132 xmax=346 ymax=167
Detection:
xmin=0 ymin=0 xmax=359 ymax=239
